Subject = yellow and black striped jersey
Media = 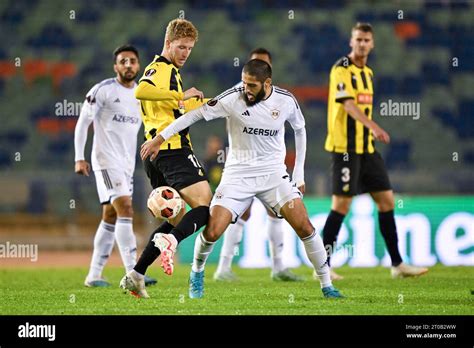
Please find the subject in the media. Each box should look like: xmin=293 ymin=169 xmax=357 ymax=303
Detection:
xmin=136 ymin=55 xmax=205 ymax=150
xmin=325 ymin=56 xmax=375 ymax=154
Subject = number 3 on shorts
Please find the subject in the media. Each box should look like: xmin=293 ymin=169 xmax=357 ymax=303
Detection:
xmin=188 ymin=154 xmax=203 ymax=169
xmin=341 ymin=167 xmax=350 ymax=183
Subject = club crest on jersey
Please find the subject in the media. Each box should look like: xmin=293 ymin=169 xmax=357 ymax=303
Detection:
xmin=145 ymin=69 xmax=156 ymax=77
xmin=207 ymin=99 xmax=218 ymax=107
xmin=271 ymin=109 xmax=280 ymax=120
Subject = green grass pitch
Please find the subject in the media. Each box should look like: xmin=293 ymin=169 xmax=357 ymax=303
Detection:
xmin=0 ymin=265 xmax=472 ymax=315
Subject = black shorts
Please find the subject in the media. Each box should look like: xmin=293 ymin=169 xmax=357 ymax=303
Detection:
xmin=331 ymin=151 xmax=391 ymax=196
xmin=144 ymin=147 xmax=208 ymax=191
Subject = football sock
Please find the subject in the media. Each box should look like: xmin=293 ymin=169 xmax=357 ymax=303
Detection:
xmin=170 ymin=205 xmax=210 ymax=243
xmin=134 ymin=221 xmax=174 ymax=275
xmin=192 ymin=232 xmax=215 ymax=273
xmin=216 ymin=219 xmax=245 ymax=274
xmin=322 ymin=210 xmax=345 ymax=266
xmin=302 ymin=230 xmax=332 ymax=288
xmin=267 ymin=215 xmax=285 ymax=273
xmin=378 ymin=210 xmax=403 ymax=267
xmin=87 ymin=220 xmax=115 ymax=280
xmin=115 ymin=217 xmax=137 ymax=272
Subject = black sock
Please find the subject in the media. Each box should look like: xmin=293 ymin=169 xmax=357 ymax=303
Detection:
xmin=322 ymin=210 xmax=345 ymax=267
xmin=378 ymin=210 xmax=403 ymax=267
xmin=134 ymin=221 xmax=174 ymax=275
xmin=171 ymin=205 xmax=210 ymax=244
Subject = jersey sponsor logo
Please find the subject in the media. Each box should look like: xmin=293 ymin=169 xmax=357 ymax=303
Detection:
xmin=271 ymin=109 xmax=280 ymax=120
xmin=207 ymin=99 xmax=218 ymax=107
xmin=357 ymin=93 xmax=373 ymax=104
xmin=242 ymin=126 xmax=279 ymax=136
xmin=112 ymin=114 xmax=140 ymax=124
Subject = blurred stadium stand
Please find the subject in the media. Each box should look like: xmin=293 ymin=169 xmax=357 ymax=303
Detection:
xmin=0 ymin=0 xmax=473 ymax=218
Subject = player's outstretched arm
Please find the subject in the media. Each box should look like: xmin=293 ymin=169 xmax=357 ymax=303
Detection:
xmin=343 ymin=99 xmax=390 ymax=144
xmin=140 ymin=109 xmax=205 ymax=161
xmin=140 ymin=96 xmax=230 ymax=161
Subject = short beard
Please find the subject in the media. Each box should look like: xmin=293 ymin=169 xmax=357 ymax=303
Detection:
xmin=119 ymin=71 xmax=138 ymax=83
xmin=244 ymin=86 xmax=266 ymax=106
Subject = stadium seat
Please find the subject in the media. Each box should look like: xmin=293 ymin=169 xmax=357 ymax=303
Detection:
xmin=4 ymin=130 xmax=28 ymax=147
xmin=0 ymin=149 xmax=12 ymax=168
xmin=422 ymin=62 xmax=449 ymax=85
xmin=1 ymin=2 xmax=25 ymax=25
xmin=376 ymin=76 xmax=397 ymax=96
xmin=457 ymin=101 xmax=474 ymax=138
xmin=398 ymin=76 xmax=423 ymax=96
xmin=26 ymin=180 xmax=47 ymax=214
xmin=27 ymin=24 xmax=75 ymax=49
xmin=432 ymin=108 xmax=455 ymax=128
xmin=51 ymin=62 xmax=77 ymax=90
xmin=23 ymin=60 xmax=49 ymax=86
xmin=76 ymin=5 xmax=102 ymax=23
xmin=385 ymin=140 xmax=412 ymax=170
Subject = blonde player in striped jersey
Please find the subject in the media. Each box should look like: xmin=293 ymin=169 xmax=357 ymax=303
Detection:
xmin=74 ymin=45 xmax=156 ymax=287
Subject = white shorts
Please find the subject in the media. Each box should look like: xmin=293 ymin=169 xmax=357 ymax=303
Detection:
xmin=211 ymin=171 xmax=302 ymax=222
xmin=94 ymin=169 xmax=133 ymax=204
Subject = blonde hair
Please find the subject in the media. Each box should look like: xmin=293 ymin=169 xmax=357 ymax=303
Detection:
xmin=165 ymin=19 xmax=199 ymax=42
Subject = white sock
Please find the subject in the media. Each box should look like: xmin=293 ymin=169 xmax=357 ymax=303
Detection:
xmin=216 ymin=219 xmax=244 ymax=274
xmin=115 ymin=217 xmax=137 ymax=272
xmin=192 ymin=232 xmax=215 ymax=273
xmin=87 ymin=220 xmax=115 ymax=280
xmin=302 ymin=230 xmax=332 ymax=288
xmin=267 ymin=215 xmax=285 ymax=273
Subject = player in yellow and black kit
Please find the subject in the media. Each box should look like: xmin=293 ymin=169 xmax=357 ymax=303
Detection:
xmin=120 ymin=19 xmax=213 ymax=298
xmin=322 ymin=23 xmax=428 ymax=280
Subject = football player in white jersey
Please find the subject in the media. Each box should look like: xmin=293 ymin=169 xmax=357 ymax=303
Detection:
xmin=74 ymin=45 xmax=156 ymax=287
xmin=141 ymin=59 xmax=344 ymax=299
xmin=214 ymin=48 xmax=303 ymax=282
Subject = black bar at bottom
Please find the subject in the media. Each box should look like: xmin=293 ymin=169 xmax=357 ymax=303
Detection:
xmin=0 ymin=315 xmax=471 ymax=346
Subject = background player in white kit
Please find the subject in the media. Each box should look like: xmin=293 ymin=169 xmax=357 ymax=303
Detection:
xmin=141 ymin=59 xmax=344 ymax=299
xmin=74 ymin=45 xmax=156 ymax=287
xmin=214 ymin=48 xmax=303 ymax=283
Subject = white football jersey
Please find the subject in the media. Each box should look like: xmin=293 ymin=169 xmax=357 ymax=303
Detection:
xmin=199 ymin=85 xmax=305 ymax=177
xmin=78 ymin=78 xmax=141 ymax=175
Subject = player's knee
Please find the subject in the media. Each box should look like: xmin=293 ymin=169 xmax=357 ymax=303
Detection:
xmin=102 ymin=205 xmax=117 ymax=223
xmin=377 ymin=200 xmax=394 ymax=212
xmin=123 ymin=205 xmax=134 ymax=217
xmin=298 ymin=220 xmax=315 ymax=238
xmin=333 ymin=197 xmax=351 ymax=215
xmin=203 ymin=226 xmax=220 ymax=242
xmin=115 ymin=201 xmax=133 ymax=217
